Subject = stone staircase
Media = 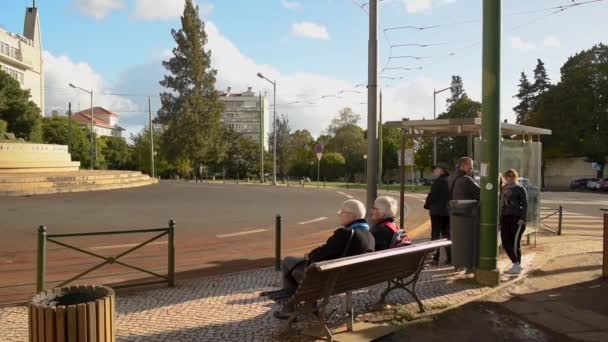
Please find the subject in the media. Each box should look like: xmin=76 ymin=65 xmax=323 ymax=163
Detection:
xmin=0 ymin=170 xmax=158 ymax=196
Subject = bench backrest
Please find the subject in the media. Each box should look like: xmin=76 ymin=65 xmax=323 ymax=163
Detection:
xmin=291 ymin=239 xmax=452 ymax=303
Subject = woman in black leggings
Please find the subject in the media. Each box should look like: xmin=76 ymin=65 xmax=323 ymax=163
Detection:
xmin=500 ymin=169 xmax=528 ymax=275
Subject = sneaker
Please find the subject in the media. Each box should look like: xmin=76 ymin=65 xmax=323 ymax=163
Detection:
xmin=273 ymin=307 xmax=295 ymax=320
xmin=505 ymin=263 xmax=522 ymax=275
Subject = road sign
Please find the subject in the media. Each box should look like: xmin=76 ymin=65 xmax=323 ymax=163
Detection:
xmin=398 ymin=149 xmax=414 ymax=166
xmin=315 ymin=144 xmax=324 ymax=161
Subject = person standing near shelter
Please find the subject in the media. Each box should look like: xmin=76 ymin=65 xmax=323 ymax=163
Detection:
xmin=500 ymin=169 xmax=528 ymax=275
xmin=424 ymin=162 xmax=452 ymax=264
xmin=450 ymin=157 xmax=480 ymax=201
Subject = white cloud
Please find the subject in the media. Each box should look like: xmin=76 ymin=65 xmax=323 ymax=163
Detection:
xmin=73 ymin=0 xmax=126 ymax=20
xmin=43 ymin=51 xmax=138 ymax=119
xmin=281 ymin=0 xmax=302 ymax=10
xmin=291 ymin=22 xmax=330 ymax=41
xmin=510 ymin=36 xmax=536 ymax=52
xmin=402 ymin=0 xmax=433 ymax=13
xmin=133 ymin=0 xmax=213 ymax=21
xmin=543 ymin=35 xmax=561 ymax=48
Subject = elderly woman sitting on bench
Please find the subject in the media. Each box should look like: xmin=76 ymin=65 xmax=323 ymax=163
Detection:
xmin=275 ymin=199 xmax=375 ymax=319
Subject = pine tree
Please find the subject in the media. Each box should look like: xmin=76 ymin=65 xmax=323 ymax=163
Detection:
xmin=513 ymin=72 xmax=535 ymax=123
xmin=446 ymin=75 xmax=467 ymax=109
xmin=157 ymin=0 xmax=225 ymax=168
xmin=533 ymin=59 xmax=551 ymax=96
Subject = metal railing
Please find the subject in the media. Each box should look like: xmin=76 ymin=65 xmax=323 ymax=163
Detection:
xmin=539 ymin=206 xmax=563 ymax=235
xmin=36 ymin=220 xmax=176 ymax=292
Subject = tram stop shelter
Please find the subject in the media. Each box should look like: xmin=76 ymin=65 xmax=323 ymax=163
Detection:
xmin=385 ymin=117 xmax=552 ymax=243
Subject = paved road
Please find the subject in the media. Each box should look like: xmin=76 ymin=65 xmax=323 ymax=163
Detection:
xmin=0 ymin=181 xmax=428 ymax=304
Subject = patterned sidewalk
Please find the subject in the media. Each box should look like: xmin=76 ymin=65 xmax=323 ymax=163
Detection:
xmin=0 ymin=255 xmax=526 ymax=342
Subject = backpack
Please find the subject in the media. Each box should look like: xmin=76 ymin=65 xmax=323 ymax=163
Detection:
xmin=384 ymin=221 xmax=412 ymax=248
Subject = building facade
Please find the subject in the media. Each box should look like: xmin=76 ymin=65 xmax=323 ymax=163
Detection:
xmin=73 ymin=107 xmax=125 ymax=138
xmin=0 ymin=5 xmax=44 ymax=115
xmin=219 ymin=87 xmax=265 ymax=147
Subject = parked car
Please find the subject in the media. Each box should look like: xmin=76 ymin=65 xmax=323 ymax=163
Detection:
xmin=570 ymin=178 xmax=598 ymax=190
xmin=586 ymin=179 xmax=602 ymax=190
xmin=599 ymin=178 xmax=608 ymax=191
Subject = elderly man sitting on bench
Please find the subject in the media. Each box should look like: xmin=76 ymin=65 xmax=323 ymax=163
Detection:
xmin=275 ymin=199 xmax=375 ymax=319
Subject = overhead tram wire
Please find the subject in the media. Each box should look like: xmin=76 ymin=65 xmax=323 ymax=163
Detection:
xmin=380 ymin=0 xmax=605 ymax=74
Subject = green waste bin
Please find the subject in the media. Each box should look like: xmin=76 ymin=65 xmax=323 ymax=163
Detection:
xmin=449 ymin=200 xmax=480 ymax=268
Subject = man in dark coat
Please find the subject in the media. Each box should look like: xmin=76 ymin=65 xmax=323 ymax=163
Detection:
xmin=450 ymin=157 xmax=480 ymax=201
xmin=275 ymin=199 xmax=375 ymax=319
xmin=425 ymin=162 xmax=452 ymax=264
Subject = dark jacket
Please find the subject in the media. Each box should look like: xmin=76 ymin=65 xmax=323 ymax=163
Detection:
xmin=449 ymin=170 xmax=480 ymax=201
xmin=307 ymin=219 xmax=375 ymax=263
xmin=425 ymin=174 xmax=450 ymax=216
xmin=501 ymin=183 xmax=528 ymax=219
xmin=370 ymin=218 xmax=397 ymax=251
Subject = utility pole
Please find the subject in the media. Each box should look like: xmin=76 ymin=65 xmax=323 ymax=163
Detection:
xmin=67 ymin=102 xmax=72 ymax=153
xmin=433 ymin=86 xmax=450 ymax=165
xmin=477 ymin=0 xmax=502 ymax=286
xmin=259 ymin=92 xmax=264 ymax=183
xmin=366 ymin=0 xmax=379 ymax=215
xmin=90 ymin=91 xmax=94 ymax=169
xmin=378 ymin=90 xmax=383 ymax=187
xmin=148 ymin=96 xmax=155 ymax=179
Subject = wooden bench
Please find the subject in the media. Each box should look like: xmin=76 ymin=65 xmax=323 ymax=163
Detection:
xmin=266 ymin=239 xmax=452 ymax=341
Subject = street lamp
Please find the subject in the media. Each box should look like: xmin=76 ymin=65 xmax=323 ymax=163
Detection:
xmin=433 ymin=86 xmax=451 ymax=165
xmin=257 ymin=72 xmax=277 ymax=186
xmin=69 ymin=83 xmax=94 ymax=170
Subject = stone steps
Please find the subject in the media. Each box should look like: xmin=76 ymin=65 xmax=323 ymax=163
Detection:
xmin=0 ymin=171 xmax=158 ymax=196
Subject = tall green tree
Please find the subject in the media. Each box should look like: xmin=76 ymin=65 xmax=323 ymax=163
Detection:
xmin=158 ymin=0 xmax=225 ymax=170
xmin=532 ymin=58 xmax=551 ymax=96
xmin=0 ymin=70 xmax=41 ymax=142
xmin=320 ymin=152 xmax=346 ymax=181
xmin=325 ymin=124 xmax=366 ymax=180
xmin=100 ymin=136 xmax=131 ymax=170
xmin=513 ymin=72 xmax=536 ymax=123
xmin=268 ymin=114 xmax=292 ymax=177
xmin=288 ymin=129 xmax=315 ymax=178
xmin=526 ymin=43 xmax=608 ymax=177
xmin=446 ymin=75 xmax=466 ymax=109
xmin=41 ymin=116 xmax=91 ymax=168
xmin=327 ymin=107 xmax=360 ymax=135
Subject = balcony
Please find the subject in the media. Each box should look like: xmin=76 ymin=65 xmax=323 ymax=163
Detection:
xmin=0 ymin=41 xmax=32 ymax=70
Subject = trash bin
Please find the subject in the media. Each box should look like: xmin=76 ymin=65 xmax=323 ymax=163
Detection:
xmin=29 ymin=285 xmax=115 ymax=342
xmin=449 ymin=200 xmax=480 ymax=268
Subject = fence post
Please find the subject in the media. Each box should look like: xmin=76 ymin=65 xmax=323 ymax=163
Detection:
xmin=36 ymin=225 xmax=47 ymax=293
xmin=168 ymin=220 xmax=176 ymax=287
xmin=275 ymin=215 xmax=282 ymax=272
xmin=558 ymin=206 xmax=563 ymax=235
xmin=324 ymin=178 xmax=326 ymax=188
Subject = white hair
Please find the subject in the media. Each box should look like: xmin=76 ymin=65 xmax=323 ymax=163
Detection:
xmin=341 ymin=199 xmax=366 ymax=220
xmin=374 ymin=196 xmax=398 ymax=219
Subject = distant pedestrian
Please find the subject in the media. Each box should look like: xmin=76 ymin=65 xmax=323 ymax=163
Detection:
xmin=197 ymin=164 xmax=203 ymax=183
xmin=500 ymin=169 xmax=528 ymax=275
xmin=450 ymin=157 xmax=480 ymax=201
xmin=370 ymin=196 xmax=411 ymax=251
xmin=424 ymin=162 xmax=451 ymax=264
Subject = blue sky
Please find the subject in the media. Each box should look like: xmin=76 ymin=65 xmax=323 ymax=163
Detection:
xmin=1 ymin=0 xmax=607 ymax=137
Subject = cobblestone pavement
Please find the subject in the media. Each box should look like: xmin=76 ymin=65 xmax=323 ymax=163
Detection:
xmin=0 ymin=254 xmax=528 ymax=342
xmin=1 ymin=207 xmax=600 ymax=342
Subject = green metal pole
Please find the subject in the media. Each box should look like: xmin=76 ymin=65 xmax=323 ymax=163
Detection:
xmin=36 ymin=225 xmax=47 ymax=292
xmin=477 ymin=0 xmax=501 ymax=285
xmin=378 ymin=90 xmax=383 ymax=187
xmin=168 ymin=220 xmax=176 ymax=287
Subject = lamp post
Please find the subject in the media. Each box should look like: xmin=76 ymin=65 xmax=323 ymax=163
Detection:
xmin=366 ymin=0 xmax=379 ymax=214
xmin=257 ymin=72 xmax=277 ymax=185
xmin=69 ymin=83 xmax=94 ymax=170
xmin=433 ymin=86 xmax=450 ymax=165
